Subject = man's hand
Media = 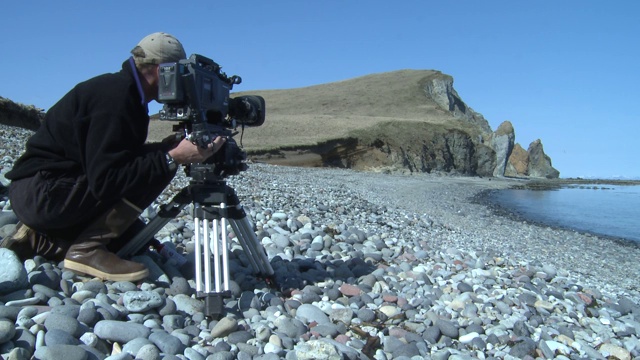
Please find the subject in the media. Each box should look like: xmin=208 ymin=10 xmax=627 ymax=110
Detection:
xmin=168 ymin=137 xmax=226 ymax=164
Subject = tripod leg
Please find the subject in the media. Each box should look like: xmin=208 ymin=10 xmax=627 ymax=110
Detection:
xmin=212 ymin=218 xmax=220 ymax=293
xmin=229 ymin=214 xmax=274 ymax=277
xmin=220 ymin=203 xmax=231 ymax=291
xmin=194 ymin=215 xmax=203 ymax=293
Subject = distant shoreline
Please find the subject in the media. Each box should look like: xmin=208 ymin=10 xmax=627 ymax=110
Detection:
xmin=474 ymin=182 xmax=640 ymax=249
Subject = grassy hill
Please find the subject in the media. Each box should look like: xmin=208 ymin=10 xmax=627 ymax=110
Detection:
xmin=147 ymin=70 xmax=484 ymax=158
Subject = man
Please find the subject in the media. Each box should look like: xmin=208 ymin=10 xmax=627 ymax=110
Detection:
xmin=0 ymin=32 xmax=225 ymax=282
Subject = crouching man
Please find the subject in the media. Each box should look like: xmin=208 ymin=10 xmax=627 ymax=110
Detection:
xmin=0 ymin=32 xmax=226 ymax=281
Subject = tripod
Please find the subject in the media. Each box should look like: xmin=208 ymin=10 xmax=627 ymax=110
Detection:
xmin=116 ymin=178 xmax=274 ymax=319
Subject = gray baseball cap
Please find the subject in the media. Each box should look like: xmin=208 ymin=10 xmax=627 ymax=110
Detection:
xmin=131 ymin=32 xmax=186 ymax=65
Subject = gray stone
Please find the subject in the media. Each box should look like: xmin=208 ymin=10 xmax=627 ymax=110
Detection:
xmin=0 ymin=319 xmax=16 ymax=343
xmin=172 ymin=294 xmax=204 ymax=315
xmin=33 ymin=344 xmax=88 ymax=360
xmin=123 ymin=290 xmax=164 ymax=312
xmin=44 ymin=328 xmax=80 ymax=346
xmin=0 ymin=249 xmax=28 ymax=294
xmin=149 ymin=331 xmax=185 ymax=355
xmin=93 ymin=320 xmax=151 ymax=343
xmin=44 ymin=312 xmax=84 ymax=338
xmin=295 ymin=304 xmax=330 ymax=325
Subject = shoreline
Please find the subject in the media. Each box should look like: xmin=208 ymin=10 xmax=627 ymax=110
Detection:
xmin=237 ymin=163 xmax=640 ymax=302
xmin=473 ymin=187 xmax=640 ymax=250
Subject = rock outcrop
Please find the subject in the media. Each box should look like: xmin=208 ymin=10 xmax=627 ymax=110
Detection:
xmin=528 ymin=139 xmax=560 ymax=178
xmin=490 ymin=121 xmax=515 ymax=177
xmin=423 ymin=75 xmax=492 ymax=133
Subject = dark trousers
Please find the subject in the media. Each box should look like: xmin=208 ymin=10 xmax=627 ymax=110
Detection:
xmin=9 ymin=170 xmax=170 ymax=241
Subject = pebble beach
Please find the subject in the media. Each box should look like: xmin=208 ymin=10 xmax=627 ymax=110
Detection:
xmin=1 ymin=123 xmax=640 ymax=360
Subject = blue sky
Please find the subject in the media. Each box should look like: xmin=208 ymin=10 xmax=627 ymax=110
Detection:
xmin=1 ymin=1 xmax=638 ymax=179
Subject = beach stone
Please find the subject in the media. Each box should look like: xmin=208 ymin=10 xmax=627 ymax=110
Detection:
xmin=295 ymin=304 xmax=330 ymax=324
xmin=44 ymin=312 xmax=84 ymax=338
xmin=509 ymin=338 xmax=537 ymax=358
xmin=123 ymin=290 xmax=164 ymax=312
xmin=210 ymin=316 xmax=238 ymax=338
xmin=172 ymin=294 xmax=204 ymax=315
xmin=6 ymin=347 xmax=33 ymax=360
xmin=294 ymin=339 xmax=342 ymax=360
xmin=44 ymin=328 xmax=80 ymax=346
xmin=227 ymin=330 xmax=253 ymax=345
xmin=599 ymin=343 xmax=631 ymax=360
xmin=436 ymin=319 xmax=459 ymax=339
xmin=122 ymin=337 xmax=153 ymax=356
xmin=81 ymin=280 xmax=108 ymax=294
xmin=0 ymin=306 xmax=21 ymax=321
xmin=356 ymin=308 xmax=376 ymax=322
xmin=78 ymin=303 xmax=99 ymax=327
xmin=158 ymin=297 xmax=177 ymax=316
xmin=51 ymin=304 xmax=81 ymax=318
xmin=12 ymin=327 xmax=36 ymax=353
xmin=149 ymin=331 xmax=185 ymax=355
xmin=0 ymin=319 xmax=16 ymax=343
xmin=28 ymin=269 xmax=61 ymax=289
xmin=94 ymin=320 xmax=151 ymax=343
xmin=135 ymin=343 xmax=161 ymax=359
xmin=110 ymin=281 xmax=139 ymax=293
xmin=33 ymin=344 xmax=88 ymax=360
xmin=0 ymin=249 xmax=28 ymax=294
xmin=163 ymin=314 xmax=185 ymax=330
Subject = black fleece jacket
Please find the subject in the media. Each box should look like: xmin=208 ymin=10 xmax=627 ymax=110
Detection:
xmin=6 ymin=59 xmax=176 ymax=200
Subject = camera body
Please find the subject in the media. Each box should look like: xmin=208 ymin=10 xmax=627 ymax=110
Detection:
xmin=157 ymin=54 xmax=265 ymax=179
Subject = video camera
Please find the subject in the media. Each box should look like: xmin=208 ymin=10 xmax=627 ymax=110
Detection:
xmin=157 ymin=54 xmax=265 ymax=179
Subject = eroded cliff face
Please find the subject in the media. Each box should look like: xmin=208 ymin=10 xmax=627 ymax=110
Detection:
xmin=422 ymin=74 xmax=493 ymax=134
xmin=305 ymin=123 xmax=497 ymax=177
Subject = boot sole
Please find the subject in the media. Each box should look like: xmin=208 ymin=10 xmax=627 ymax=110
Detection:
xmin=64 ymin=260 xmax=149 ymax=282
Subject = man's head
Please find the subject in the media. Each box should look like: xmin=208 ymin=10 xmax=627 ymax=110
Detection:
xmin=131 ymin=32 xmax=186 ymax=102
xmin=131 ymin=32 xmax=186 ymax=66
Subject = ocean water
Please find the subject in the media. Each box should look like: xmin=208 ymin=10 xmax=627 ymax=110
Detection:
xmin=488 ymin=184 xmax=640 ymax=243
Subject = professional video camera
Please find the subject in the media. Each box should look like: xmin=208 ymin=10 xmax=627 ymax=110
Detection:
xmin=157 ymin=53 xmax=265 ymax=178
xmin=118 ymin=54 xmax=273 ymax=318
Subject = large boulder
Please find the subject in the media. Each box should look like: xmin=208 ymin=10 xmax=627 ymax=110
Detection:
xmin=527 ymin=139 xmax=560 ymax=178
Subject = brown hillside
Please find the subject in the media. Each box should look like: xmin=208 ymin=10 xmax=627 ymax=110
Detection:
xmin=147 ymin=70 xmax=479 ymax=152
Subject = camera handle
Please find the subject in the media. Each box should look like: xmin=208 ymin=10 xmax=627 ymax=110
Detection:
xmin=116 ymin=181 xmax=274 ymax=319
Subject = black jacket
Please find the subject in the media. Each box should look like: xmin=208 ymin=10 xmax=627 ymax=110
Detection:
xmin=6 ymin=59 xmax=175 ymax=200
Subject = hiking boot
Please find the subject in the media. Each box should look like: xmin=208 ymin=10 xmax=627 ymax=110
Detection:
xmin=64 ymin=240 xmax=149 ymax=281
xmin=0 ymin=222 xmax=70 ymax=261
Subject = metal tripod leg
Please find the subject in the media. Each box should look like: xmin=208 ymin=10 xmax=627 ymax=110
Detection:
xmin=228 ymin=210 xmax=274 ymax=277
xmin=194 ymin=202 xmax=231 ymax=319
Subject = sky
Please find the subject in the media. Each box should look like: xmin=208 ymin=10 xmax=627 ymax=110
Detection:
xmin=1 ymin=1 xmax=638 ymax=179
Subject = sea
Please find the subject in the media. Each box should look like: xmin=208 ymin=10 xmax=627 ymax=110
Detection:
xmin=487 ymin=183 xmax=640 ymax=244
